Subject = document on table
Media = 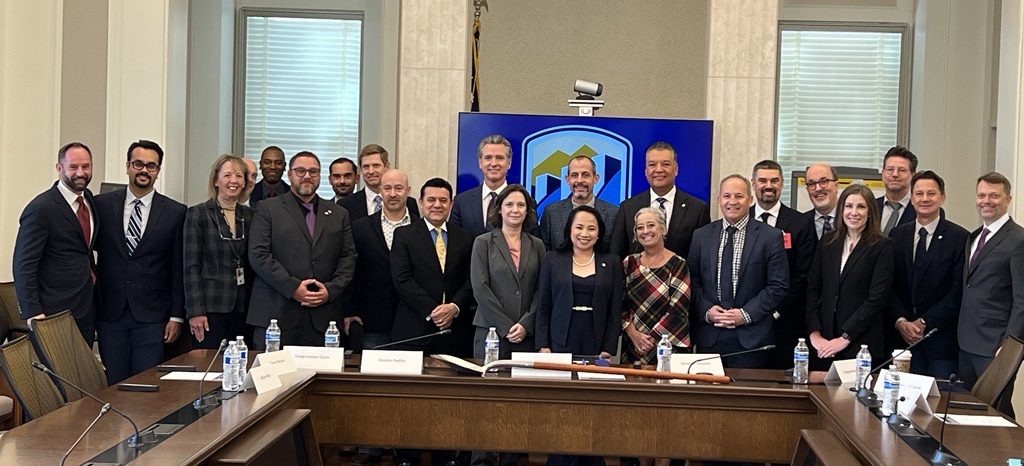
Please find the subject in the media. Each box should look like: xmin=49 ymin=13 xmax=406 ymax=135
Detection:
xmin=160 ymin=371 xmax=223 ymax=381
xmin=576 ymin=371 xmax=626 ymax=381
xmin=934 ymin=414 xmax=1018 ymax=427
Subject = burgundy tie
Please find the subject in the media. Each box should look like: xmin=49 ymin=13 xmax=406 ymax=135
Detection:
xmin=75 ymin=196 xmax=91 ymax=247
xmin=969 ymin=228 xmax=990 ymax=269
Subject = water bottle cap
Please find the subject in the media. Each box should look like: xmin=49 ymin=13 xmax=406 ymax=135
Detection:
xmin=329 ymin=321 xmax=337 ymax=325
xmin=489 ymin=327 xmax=496 ymax=331
xmin=798 ymin=338 xmax=805 ymax=342
xmin=236 ymin=336 xmax=244 ymax=340
xmin=270 ymin=319 xmax=278 ymax=324
xmin=861 ymin=344 xmax=868 ymax=348
xmin=228 ymin=341 xmax=236 ymax=346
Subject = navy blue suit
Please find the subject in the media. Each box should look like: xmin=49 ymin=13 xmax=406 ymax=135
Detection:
xmin=450 ymin=185 xmax=490 ymax=238
xmin=94 ymin=189 xmax=187 ymax=384
xmin=534 ymin=252 xmax=623 ymax=355
xmin=876 ymin=196 xmax=916 ymax=232
xmin=687 ymin=219 xmax=789 ymax=367
xmin=889 ymin=219 xmax=968 ymax=378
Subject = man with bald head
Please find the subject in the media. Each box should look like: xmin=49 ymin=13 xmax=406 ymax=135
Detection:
xmin=241 ymin=157 xmax=258 ymax=206
xmin=803 ymin=163 xmax=839 ymax=239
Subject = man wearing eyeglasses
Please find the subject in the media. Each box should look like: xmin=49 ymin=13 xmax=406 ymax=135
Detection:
xmin=248 ymin=151 xmax=357 ymax=347
xmin=93 ymin=140 xmax=187 ymax=384
xmin=802 ymin=163 xmax=840 ymax=240
xmin=249 ymin=146 xmax=289 ymax=206
xmin=877 ymin=146 xmax=918 ymax=235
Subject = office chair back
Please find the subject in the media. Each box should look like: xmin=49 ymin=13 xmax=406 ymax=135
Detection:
xmin=972 ymin=335 xmax=1024 ymax=418
xmin=0 ymin=335 xmax=65 ymax=420
xmin=0 ymin=282 xmax=28 ymax=334
xmin=30 ymin=310 xmax=107 ymax=402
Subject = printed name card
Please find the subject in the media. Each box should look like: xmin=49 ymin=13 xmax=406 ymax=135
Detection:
xmin=242 ymin=350 xmax=298 ymax=392
xmin=510 ymin=352 xmax=572 ymax=379
xmin=872 ymin=369 xmax=940 ymax=415
xmin=284 ymin=346 xmax=345 ymax=372
xmin=823 ymin=359 xmax=858 ymax=385
xmin=669 ymin=354 xmax=725 ymax=384
xmin=248 ymin=364 xmax=283 ymax=394
xmin=360 ymin=350 xmax=423 ymax=375
xmin=255 ymin=350 xmax=298 ymax=375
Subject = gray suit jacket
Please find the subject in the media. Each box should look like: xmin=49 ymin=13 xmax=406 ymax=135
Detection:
xmin=538 ymin=197 xmax=618 ymax=251
xmin=959 ymin=219 xmax=1024 ymax=357
xmin=470 ymin=230 xmax=547 ymax=336
xmin=247 ymin=193 xmax=357 ymax=333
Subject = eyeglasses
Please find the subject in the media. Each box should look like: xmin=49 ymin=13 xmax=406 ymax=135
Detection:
xmin=805 ymin=178 xmax=836 ymax=190
xmin=130 ymin=160 xmax=161 ymax=172
xmin=292 ymin=168 xmax=320 ymax=178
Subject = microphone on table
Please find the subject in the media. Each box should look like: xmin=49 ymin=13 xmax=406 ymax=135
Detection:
xmin=855 ymin=327 xmax=938 ymax=406
xmin=371 ymin=329 xmax=451 ymax=350
xmin=931 ymin=374 xmax=966 ymax=465
xmin=685 ymin=345 xmax=775 ymax=375
xmin=194 ymin=339 xmax=228 ymax=410
xmin=30 ymin=362 xmax=154 ymax=456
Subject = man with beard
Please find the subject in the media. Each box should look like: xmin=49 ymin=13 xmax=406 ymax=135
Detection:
xmin=248 ymin=151 xmax=357 ymax=346
xmin=803 ymin=163 xmax=839 ymax=239
xmin=877 ymin=146 xmax=918 ymax=235
xmin=328 ymin=157 xmax=360 ymax=203
xmin=93 ymin=140 xmax=187 ymax=383
xmin=14 ymin=142 xmax=100 ymax=345
xmin=538 ymin=155 xmax=617 ymax=251
xmin=340 ymin=144 xmax=419 ymax=221
xmin=241 ymin=157 xmax=258 ymax=206
xmin=250 ymin=146 xmax=289 ymax=205
xmin=750 ymin=160 xmax=817 ymax=369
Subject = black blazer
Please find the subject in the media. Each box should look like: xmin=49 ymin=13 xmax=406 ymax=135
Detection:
xmin=611 ymin=188 xmax=710 ymax=260
xmin=876 ymin=196 xmax=916 ymax=232
xmin=889 ymin=219 xmax=968 ymax=361
xmin=345 ymin=211 xmax=419 ymax=334
xmin=13 ymin=183 xmax=98 ymax=319
xmin=183 ymin=199 xmax=254 ymax=319
xmin=389 ymin=220 xmax=475 ymax=355
xmin=806 ymin=235 xmax=894 ymax=361
xmin=687 ymin=219 xmax=790 ymax=349
xmin=249 ymin=180 xmax=289 ymax=206
xmin=959 ymin=219 xmax=1024 ymax=357
xmin=93 ymin=189 xmax=187 ymax=323
xmin=247 ymin=194 xmax=357 ymax=333
xmin=751 ymin=204 xmax=818 ymax=341
xmin=534 ymin=252 xmax=623 ymax=355
xmin=337 ymin=189 xmax=419 ymax=222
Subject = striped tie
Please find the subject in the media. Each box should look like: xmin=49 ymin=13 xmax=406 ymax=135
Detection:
xmin=126 ymin=199 xmax=142 ymax=255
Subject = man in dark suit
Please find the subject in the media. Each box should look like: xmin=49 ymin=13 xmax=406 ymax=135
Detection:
xmin=338 ymin=144 xmax=418 ymax=221
xmin=750 ymin=160 xmax=817 ymax=369
xmin=611 ymin=141 xmax=710 ymax=260
xmin=687 ymin=175 xmax=789 ymax=368
xmin=328 ymin=157 xmax=359 ymax=204
xmin=93 ymin=140 xmax=187 ymax=384
xmin=890 ymin=171 xmax=967 ymax=379
xmin=538 ymin=155 xmax=617 ymax=251
xmin=451 ymin=134 xmax=512 ymax=237
xmin=877 ymin=146 xmax=918 ymax=235
xmin=13 ymin=142 xmax=99 ymax=345
xmin=248 ymin=151 xmax=357 ymax=347
xmin=958 ymin=172 xmax=1024 ymax=389
xmin=802 ymin=163 xmax=839 ymax=240
xmin=249 ymin=146 xmax=289 ymax=205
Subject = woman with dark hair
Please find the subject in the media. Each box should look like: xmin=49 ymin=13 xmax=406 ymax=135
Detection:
xmin=806 ymin=184 xmax=894 ymax=368
xmin=183 ymin=154 xmax=254 ymax=348
xmin=470 ymin=185 xmax=547 ymax=359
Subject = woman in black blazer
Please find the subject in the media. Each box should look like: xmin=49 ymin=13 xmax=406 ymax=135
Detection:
xmin=184 ymin=155 xmax=254 ymax=349
xmin=806 ymin=184 xmax=894 ymax=369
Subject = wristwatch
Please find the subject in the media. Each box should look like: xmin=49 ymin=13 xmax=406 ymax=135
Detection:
xmin=841 ymin=332 xmax=851 ymax=341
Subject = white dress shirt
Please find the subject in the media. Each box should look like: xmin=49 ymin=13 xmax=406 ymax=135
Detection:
xmin=364 ymin=188 xmax=382 ymax=215
xmin=970 ymin=212 xmax=1011 ymax=259
xmin=649 ymin=186 xmax=677 ymax=227
xmin=912 ymin=219 xmax=939 ymax=261
xmin=123 ymin=189 xmax=156 ymax=238
xmin=481 ymin=182 xmax=508 ymax=223
xmin=753 ymin=202 xmax=782 ymax=228
xmin=880 ymin=193 xmax=911 ymax=229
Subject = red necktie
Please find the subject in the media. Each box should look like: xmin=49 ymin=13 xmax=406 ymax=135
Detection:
xmin=76 ymin=196 xmax=91 ymax=247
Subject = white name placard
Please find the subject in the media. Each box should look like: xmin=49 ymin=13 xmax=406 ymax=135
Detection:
xmin=284 ymin=346 xmax=346 ymax=372
xmin=241 ymin=350 xmax=298 ymax=391
xmin=873 ymin=369 xmax=940 ymax=416
xmin=669 ymin=353 xmax=726 ymax=384
xmin=510 ymin=352 xmax=572 ymax=379
xmin=823 ymin=359 xmax=858 ymax=385
xmin=360 ymin=350 xmax=423 ymax=375
xmin=248 ymin=364 xmax=283 ymax=394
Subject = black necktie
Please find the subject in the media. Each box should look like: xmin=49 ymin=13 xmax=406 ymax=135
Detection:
xmin=914 ymin=227 xmax=928 ymax=264
xmin=759 ymin=212 xmax=771 ymax=224
xmin=912 ymin=227 xmax=929 ymax=305
xmin=720 ymin=226 xmax=737 ymax=308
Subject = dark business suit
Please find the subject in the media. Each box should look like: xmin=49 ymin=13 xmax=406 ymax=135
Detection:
xmin=751 ymin=204 xmax=818 ymax=368
xmin=534 ymin=252 xmax=623 ymax=355
xmin=13 ymin=182 xmax=98 ymax=345
xmin=806 ymin=236 xmax=894 ymax=369
xmin=183 ymin=199 xmax=254 ymax=349
xmin=687 ymin=219 xmax=789 ymax=368
xmin=337 ymin=189 xmax=420 ymax=222
xmin=470 ymin=230 xmax=547 ymax=358
xmin=344 ymin=211 xmax=419 ymax=338
xmin=247 ymin=194 xmax=357 ymax=347
xmin=611 ymin=188 xmax=711 ymax=260
xmin=389 ymin=220 xmax=475 ymax=356
xmin=958 ymin=219 xmax=1024 ymax=387
xmin=538 ymin=197 xmax=618 ymax=251
xmin=249 ymin=179 xmax=289 ymax=206
xmin=93 ymin=189 xmax=187 ymax=384
xmin=876 ymin=196 xmax=916 ymax=233
xmin=890 ymin=219 xmax=968 ymax=378
xmin=450 ymin=185 xmax=491 ymax=237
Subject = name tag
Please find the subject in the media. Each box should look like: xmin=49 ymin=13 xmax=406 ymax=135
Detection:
xmin=241 ymin=351 xmax=297 ymax=392
xmin=783 ymin=232 xmax=792 ymax=250
xmin=669 ymin=354 xmax=726 ymax=384
xmin=235 ymin=267 xmax=245 ymax=286
xmin=249 ymin=364 xmax=283 ymax=394
xmin=824 ymin=359 xmax=858 ymax=385
xmin=361 ymin=350 xmax=423 ymax=375
xmin=284 ymin=346 xmax=345 ymax=372
xmin=873 ymin=369 xmax=940 ymax=415
xmin=510 ymin=352 xmax=572 ymax=379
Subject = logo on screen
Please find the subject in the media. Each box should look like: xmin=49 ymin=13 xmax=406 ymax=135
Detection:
xmin=520 ymin=125 xmax=632 ymax=213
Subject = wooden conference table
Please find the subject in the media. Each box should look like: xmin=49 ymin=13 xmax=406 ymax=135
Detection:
xmin=0 ymin=350 xmax=1022 ymax=465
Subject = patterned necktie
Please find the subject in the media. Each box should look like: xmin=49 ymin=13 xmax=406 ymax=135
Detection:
xmin=126 ymin=199 xmax=143 ymax=255
xmin=656 ymin=197 xmax=668 ymax=213
xmin=969 ymin=227 xmax=990 ymax=269
xmin=883 ymin=201 xmax=902 ymax=235
xmin=822 ymin=215 xmax=833 ymax=237
xmin=720 ymin=226 xmax=737 ymax=308
xmin=434 ymin=227 xmax=447 ymax=272
xmin=75 ymin=196 xmax=91 ymax=247
xmin=302 ymin=202 xmax=315 ymax=237
xmin=372 ymin=194 xmax=382 ymax=214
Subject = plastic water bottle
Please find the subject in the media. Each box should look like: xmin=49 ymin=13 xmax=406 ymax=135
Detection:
xmin=235 ymin=336 xmax=248 ymax=386
xmin=881 ymin=365 xmax=901 ymax=415
xmin=484 ymin=327 xmax=500 ymax=365
xmin=265 ymin=319 xmax=281 ymax=352
xmin=855 ymin=345 xmax=872 ymax=389
xmin=793 ymin=338 xmax=809 ymax=384
xmin=222 ymin=341 xmax=240 ymax=391
xmin=656 ymin=334 xmax=673 ymax=384
xmin=325 ymin=321 xmax=341 ymax=348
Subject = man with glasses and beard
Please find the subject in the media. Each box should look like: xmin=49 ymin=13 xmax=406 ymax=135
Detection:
xmin=248 ymin=151 xmax=357 ymax=347
xmin=538 ymin=155 xmax=618 ymax=251
xmin=803 ymin=163 xmax=840 ymax=240
xmin=93 ymin=140 xmax=187 ymax=383
xmin=14 ymin=142 xmax=101 ymax=345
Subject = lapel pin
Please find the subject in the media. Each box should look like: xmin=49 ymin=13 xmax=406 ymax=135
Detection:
xmin=937 ymin=235 xmax=942 ymax=240
xmin=601 ymin=262 xmax=606 ymax=267
xmin=325 ymin=210 xmax=332 ymax=216
xmin=681 ymin=203 xmax=687 ymax=208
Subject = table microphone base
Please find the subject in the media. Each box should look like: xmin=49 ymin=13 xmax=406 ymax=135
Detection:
xmin=128 ymin=429 xmax=158 ymax=447
xmin=855 ymin=387 xmax=882 ymax=408
xmin=192 ymin=389 xmax=239 ymax=411
xmin=930 ymin=447 xmax=965 ymax=465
